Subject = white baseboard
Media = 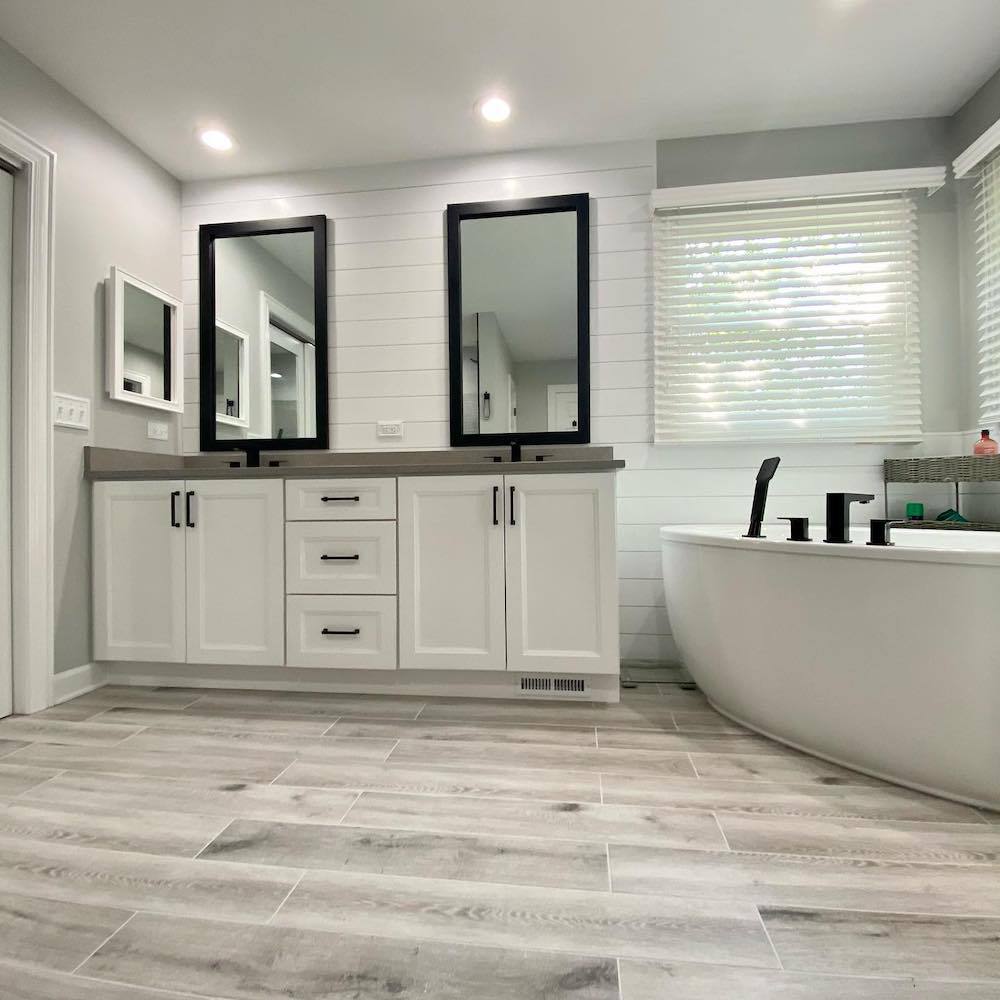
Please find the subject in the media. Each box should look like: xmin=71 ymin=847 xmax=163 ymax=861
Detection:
xmin=99 ymin=662 xmax=621 ymax=703
xmin=51 ymin=663 xmax=107 ymax=705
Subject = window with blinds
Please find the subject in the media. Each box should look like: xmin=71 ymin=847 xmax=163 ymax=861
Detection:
xmin=653 ymin=195 xmax=922 ymax=442
xmin=976 ymin=155 xmax=1000 ymax=425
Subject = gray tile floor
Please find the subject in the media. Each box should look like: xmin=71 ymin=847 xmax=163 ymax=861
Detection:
xmin=0 ymin=683 xmax=997 ymax=998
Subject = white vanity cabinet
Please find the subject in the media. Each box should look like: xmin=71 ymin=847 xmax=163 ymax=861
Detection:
xmin=398 ymin=472 xmax=618 ymax=674
xmin=93 ymin=479 xmax=284 ymax=666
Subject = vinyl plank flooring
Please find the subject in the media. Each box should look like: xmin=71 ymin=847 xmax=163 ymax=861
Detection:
xmin=597 ymin=728 xmax=784 ymax=753
xmin=619 ymin=959 xmax=1000 ymax=999
xmin=672 ymin=710 xmax=752 ymax=733
xmin=274 ymin=869 xmax=778 ymax=967
xmin=760 ymin=906 xmax=1000 ymax=980
xmin=26 ymin=771 xmax=360 ymax=826
xmin=89 ymin=706 xmax=335 ymax=737
xmin=0 ymin=799 xmax=227 ymax=857
xmin=274 ymin=758 xmax=604 ymax=802
xmin=0 ymin=890 xmax=131 ymax=973
xmin=0 ymin=962 xmax=209 ymax=1000
xmin=81 ymin=911 xmax=621 ymax=1000
xmin=0 ymin=834 xmax=300 ymax=923
xmin=63 ymin=686 xmax=206 ymax=710
xmin=609 ymin=843 xmax=1000 ymax=915
xmin=329 ymin=717 xmax=599 ymax=747
xmin=0 ymin=739 xmax=28 ymax=757
xmin=189 ymin=691 xmax=426 ymax=720
xmin=419 ymin=698 xmax=679 ymax=729
xmin=0 ymin=763 xmax=61 ymax=797
xmin=717 ymin=813 xmax=1000 ymax=865
xmin=7 ymin=742 xmax=295 ymax=784
xmin=0 ymin=718 xmax=142 ymax=747
xmin=691 ymin=750 xmax=885 ymax=786
xmin=602 ymin=774 xmax=983 ymax=822
xmin=342 ymin=791 xmax=729 ymax=850
xmin=201 ymin=818 xmax=611 ymax=890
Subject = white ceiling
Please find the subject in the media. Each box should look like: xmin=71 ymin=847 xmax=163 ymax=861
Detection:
xmin=1 ymin=0 xmax=1000 ymax=181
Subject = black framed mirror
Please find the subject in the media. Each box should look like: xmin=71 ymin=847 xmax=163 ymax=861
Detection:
xmin=199 ymin=215 xmax=328 ymax=463
xmin=447 ymin=193 xmax=590 ymax=447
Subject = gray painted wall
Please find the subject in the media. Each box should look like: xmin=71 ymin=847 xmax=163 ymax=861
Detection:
xmin=0 ymin=37 xmax=181 ymax=672
xmin=656 ymin=118 xmax=965 ymax=431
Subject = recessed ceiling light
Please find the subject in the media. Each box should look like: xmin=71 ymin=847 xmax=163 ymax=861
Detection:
xmin=199 ymin=128 xmax=233 ymax=151
xmin=270 ymin=372 xmax=282 ymax=379
xmin=478 ymin=96 xmax=511 ymax=123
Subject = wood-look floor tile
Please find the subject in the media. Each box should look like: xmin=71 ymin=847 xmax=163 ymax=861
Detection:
xmin=189 ymin=691 xmax=425 ymax=720
xmin=419 ymin=698 xmax=678 ymax=730
xmin=0 ymin=834 xmax=299 ymax=922
xmin=602 ymin=774 xmax=983 ymax=822
xmin=26 ymin=771 xmax=360 ymax=825
xmin=387 ymin=739 xmax=697 ymax=778
xmin=343 ymin=791 xmax=729 ymax=850
xmin=597 ymin=728 xmax=783 ymax=753
xmin=984 ymin=810 xmax=1000 ymax=824
xmin=619 ymin=959 xmax=1000 ymax=999
xmin=274 ymin=758 xmax=603 ymax=801
xmin=0 ymin=739 xmax=28 ymax=758
xmin=0 ymin=763 xmax=61 ymax=797
xmin=0 ymin=961 xmax=205 ymax=1000
xmin=201 ymin=818 xmax=610 ymax=890
xmin=90 ymin=706 xmax=335 ymax=736
xmin=609 ymin=843 xmax=1000 ymax=915
xmin=691 ymin=750 xmax=884 ymax=786
xmin=672 ymin=710 xmax=751 ymax=733
xmin=0 ymin=800 xmax=227 ymax=857
xmin=329 ymin=717 xmax=598 ymax=747
xmin=81 ymin=911 xmax=621 ymax=999
xmin=0 ymin=890 xmax=130 ymax=973
xmin=7 ymin=742 xmax=295 ymax=784
xmin=0 ymin=718 xmax=142 ymax=747
xmin=761 ymin=906 xmax=1000 ymax=980
xmin=718 ymin=814 xmax=1000 ymax=864
xmin=274 ymin=869 xmax=778 ymax=967
xmin=65 ymin=686 xmax=205 ymax=710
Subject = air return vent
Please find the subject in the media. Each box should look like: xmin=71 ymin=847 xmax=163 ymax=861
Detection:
xmin=519 ymin=675 xmax=587 ymax=697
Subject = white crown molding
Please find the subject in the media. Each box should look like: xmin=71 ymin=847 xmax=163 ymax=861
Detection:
xmin=651 ymin=166 xmax=948 ymax=211
xmin=953 ymin=118 xmax=1000 ymax=179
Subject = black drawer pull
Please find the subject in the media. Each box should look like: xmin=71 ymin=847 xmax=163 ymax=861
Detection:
xmin=170 ymin=490 xmax=180 ymax=528
xmin=322 ymin=628 xmax=361 ymax=636
xmin=492 ymin=485 xmax=499 ymax=526
xmin=321 ymin=554 xmax=360 ymax=561
xmin=185 ymin=490 xmax=196 ymax=528
xmin=509 ymin=485 xmax=516 ymax=526
xmin=321 ymin=495 xmax=360 ymax=503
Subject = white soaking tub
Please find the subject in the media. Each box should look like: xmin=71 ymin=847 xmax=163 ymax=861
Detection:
xmin=660 ymin=525 xmax=1000 ymax=809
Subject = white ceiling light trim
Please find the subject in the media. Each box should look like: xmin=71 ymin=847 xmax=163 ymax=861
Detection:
xmin=199 ymin=128 xmax=234 ymax=151
xmin=650 ymin=166 xmax=947 ymax=211
xmin=954 ymin=118 xmax=1000 ymax=179
xmin=478 ymin=96 xmax=511 ymax=123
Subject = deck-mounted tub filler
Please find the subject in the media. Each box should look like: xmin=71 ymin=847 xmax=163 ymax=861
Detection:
xmin=661 ymin=525 xmax=1000 ymax=809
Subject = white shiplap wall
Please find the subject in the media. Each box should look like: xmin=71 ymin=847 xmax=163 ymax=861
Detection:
xmin=180 ymin=140 xmax=992 ymax=665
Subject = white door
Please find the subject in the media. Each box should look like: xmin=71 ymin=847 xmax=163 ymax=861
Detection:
xmin=0 ymin=167 xmax=13 ymax=714
xmin=547 ymin=384 xmax=578 ymax=431
xmin=398 ymin=475 xmax=506 ymax=670
xmin=185 ymin=479 xmax=284 ymax=665
xmin=505 ymin=472 xmax=619 ymax=674
xmin=93 ymin=480 xmax=186 ymax=663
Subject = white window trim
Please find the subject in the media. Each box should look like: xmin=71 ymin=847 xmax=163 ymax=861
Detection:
xmin=650 ymin=166 xmax=946 ymax=212
xmin=954 ymin=118 xmax=1000 ymax=179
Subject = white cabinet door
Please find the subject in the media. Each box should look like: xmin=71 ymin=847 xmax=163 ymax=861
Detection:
xmin=93 ymin=480 xmax=186 ymax=662
xmin=504 ymin=472 xmax=619 ymax=674
xmin=185 ymin=480 xmax=285 ymax=665
xmin=398 ymin=475 xmax=506 ymax=670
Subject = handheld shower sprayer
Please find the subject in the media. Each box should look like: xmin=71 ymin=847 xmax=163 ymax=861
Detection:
xmin=743 ymin=457 xmax=781 ymax=538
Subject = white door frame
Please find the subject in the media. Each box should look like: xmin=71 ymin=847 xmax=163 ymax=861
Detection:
xmin=0 ymin=116 xmax=55 ymax=714
xmin=547 ymin=383 xmax=577 ymax=431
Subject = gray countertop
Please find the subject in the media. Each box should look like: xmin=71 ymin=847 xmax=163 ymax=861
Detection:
xmin=84 ymin=446 xmax=625 ymax=481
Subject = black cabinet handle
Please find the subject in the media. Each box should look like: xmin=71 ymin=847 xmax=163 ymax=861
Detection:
xmin=509 ymin=485 xmax=516 ymax=526
xmin=185 ymin=491 xmax=196 ymax=528
xmin=492 ymin=485 xmax=499 ymax=526
xmin=170 ymin=490 xmax=180 ymax=528
xmin=322 ymin=627 xmax=361 ymax=636
xmin=321 ymin=495 xmax=360 ymax=503
xmin=320 ymin=554 xmax=360 ymax=561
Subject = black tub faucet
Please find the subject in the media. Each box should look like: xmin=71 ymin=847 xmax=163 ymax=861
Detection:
xmin=824 ymin=493 xmax=875 ymax=544
xmin=743 ymin=457 xmax=781 ymax=538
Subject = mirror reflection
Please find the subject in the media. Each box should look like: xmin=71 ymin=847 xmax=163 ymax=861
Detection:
xmin=122 ymin=282 xmax=170 ymax=400
xmin=214 ymin=230 xmax=317 ymax=440
xmin=459 ymin=211 xmax=580 ymax=436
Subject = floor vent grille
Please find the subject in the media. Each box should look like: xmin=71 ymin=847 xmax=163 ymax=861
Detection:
xmin=519 ymin=676 xmax=588 ymax=697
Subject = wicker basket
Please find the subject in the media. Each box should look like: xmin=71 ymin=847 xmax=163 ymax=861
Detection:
xmin=884 ymin=455 xmax=1000 ymax=484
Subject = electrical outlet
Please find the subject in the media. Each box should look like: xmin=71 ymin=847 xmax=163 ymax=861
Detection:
xmin=376 ymin=420 xmax=404 ymax=438
xmin=147 ymin=420 xmax=170 ymax=441
xmin=52 ymin=393 xmax=91 ymax=431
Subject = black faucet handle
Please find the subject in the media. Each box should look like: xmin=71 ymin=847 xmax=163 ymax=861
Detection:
xmin=778 ymin=517 xmax=811 ymax=541
xmin=867 ymin=519 xmax=897 ymax=546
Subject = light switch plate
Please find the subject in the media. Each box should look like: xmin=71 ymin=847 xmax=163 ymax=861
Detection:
xmin=376 ymin=420 xmax=404 ymax=438
xmin=52 ymin=393 xmax=91 ymax=431
xmin=147 ymin=420 xmax=170 ymax=441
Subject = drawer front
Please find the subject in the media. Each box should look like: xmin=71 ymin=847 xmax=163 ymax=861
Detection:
xmin=286 ymin=595 xmax=397 ymax=670
xmin=286 ymin=522 xmax=397 ymax=595
xmin=286 ymin=478 xmax=396 ymax=520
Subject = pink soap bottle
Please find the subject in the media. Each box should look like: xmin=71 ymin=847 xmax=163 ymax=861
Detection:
xmin=974 ymin=429 xmax=999 ymax=456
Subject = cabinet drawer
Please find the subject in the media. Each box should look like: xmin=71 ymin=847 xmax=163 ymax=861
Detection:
xmin=286 ymin=522 xmax=396 ymax=595
xmin=285 ymin=478 xmax=395 ymax=520
xmin=286 ymin=596 xmax=397 ymax=670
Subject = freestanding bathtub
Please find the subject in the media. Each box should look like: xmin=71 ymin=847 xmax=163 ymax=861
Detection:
xmin=661 ymin=525 xmax=1000 ymax=809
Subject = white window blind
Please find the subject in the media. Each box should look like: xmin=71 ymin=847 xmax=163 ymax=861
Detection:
xmin=653 ymin=195 xmax=922 ymax=442
xmin=976 ymin=155 xmax=1000 ymax=425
